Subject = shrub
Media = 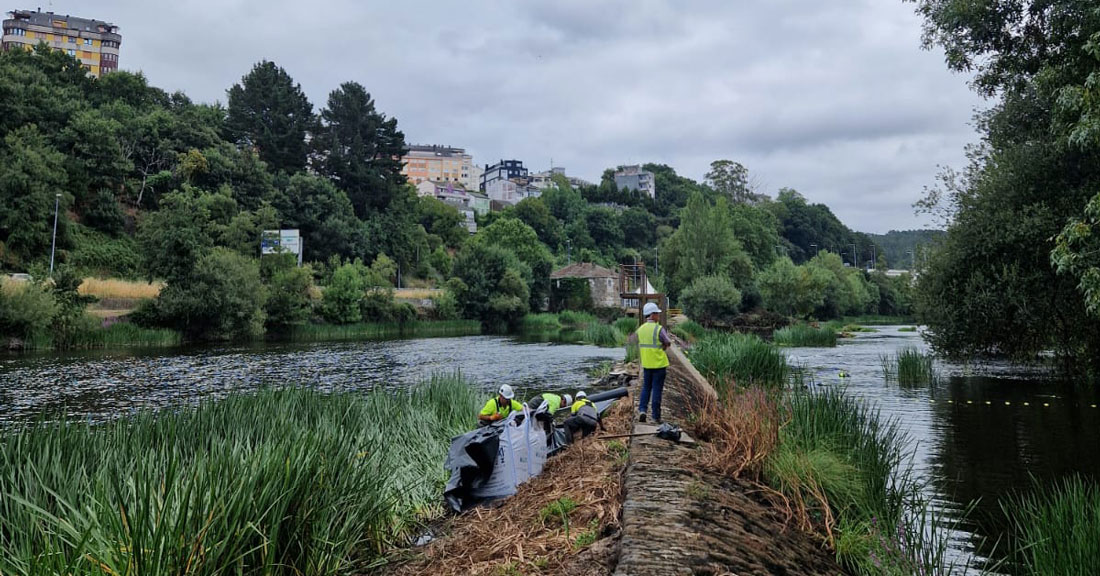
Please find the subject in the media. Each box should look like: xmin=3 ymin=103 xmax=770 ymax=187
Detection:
xmin=429 ymin=291 xmax=460 ymax=321
xmin=157 ymin=248 xmax=267 ymax=341
xmin=360 ymin=288 xmax=396 ymax=322
xmin=321 ymin=262 xmax=366 ymax=324
xmin=392 ymin=301 xmax=418 ymax=324
xmin=452 ymin=243 xmax=530 ymax=330
xmin=681 ymin=275 xmax=742 ymax=326
xmin=0 ymin=278 xmax=58 ymax=340
xmin=264 ymin=265 xmax=313 ymax=329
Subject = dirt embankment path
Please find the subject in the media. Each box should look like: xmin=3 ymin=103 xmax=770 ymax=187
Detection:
xmin=382 ymin=351 xmax=845 ymax=576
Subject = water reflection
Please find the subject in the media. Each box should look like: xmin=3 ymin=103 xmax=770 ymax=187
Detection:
xmin=785 ymin=326 xmax=1100 ymax=574
xmin=0 ymin=336 xmax=622 ymax=424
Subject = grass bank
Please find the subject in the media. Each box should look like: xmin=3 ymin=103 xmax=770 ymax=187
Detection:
xmin=880 ymin=347 xmax=937 ymax=386
xmin=283 ymin=320 xmax=481 ymax=341
xmin=15 ymin=319 xmax=182 ymax=351
xmin=0 ymin=374 xmax=479 ymax=575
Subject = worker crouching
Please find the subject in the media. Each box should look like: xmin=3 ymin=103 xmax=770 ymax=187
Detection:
xmin=564 ymin=390 xmax=604 ymax=442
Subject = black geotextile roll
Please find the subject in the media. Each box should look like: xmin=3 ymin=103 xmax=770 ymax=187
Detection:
xmin=443 ymin=425 xmax=503 ymax=512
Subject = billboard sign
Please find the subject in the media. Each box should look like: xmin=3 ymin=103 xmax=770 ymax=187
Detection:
xmin=261 ymin=229 xmax=301 ymax=256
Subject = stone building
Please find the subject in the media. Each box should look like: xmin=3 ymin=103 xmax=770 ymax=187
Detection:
xmin=550 ymin=263 xmax=619 ymax=308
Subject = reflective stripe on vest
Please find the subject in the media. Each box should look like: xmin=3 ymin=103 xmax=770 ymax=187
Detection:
xmin=635 ymin=321 xmax=670 ymax=369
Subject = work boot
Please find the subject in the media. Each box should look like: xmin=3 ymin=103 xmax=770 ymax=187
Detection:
xmin=638 ymin=412 xmax=647 ymax=423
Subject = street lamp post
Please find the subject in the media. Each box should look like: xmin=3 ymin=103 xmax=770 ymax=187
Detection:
xmin=850 ymin=243 xmax=857 ymax=267
xmin=906 ymin=250 xmax=915 ymax=270
xmin=49 ymin=193 xmax=60 ymax=275
xmin=810 ymin=243 xmax=817 ymax=258
xmin=654 ymin=246 xmax=658 ymax=278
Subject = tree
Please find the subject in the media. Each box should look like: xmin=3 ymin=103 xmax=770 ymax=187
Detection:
xmin=620 ymin=207 xmax=657 ymax=251
xmin=417 ymin=196 xmax=467 ymax=250
xmin=137 ymin=188 xmax=213 ymax=282
xmin=281 ymin=173 xmax=365 ymax=264
xmin=0 ymin=125 xmax=69 ymax=266
xmin=585 ymin=206 xmax=624 ymax=254
xmin=321 ymin=262 xmax=366 ymax=324
xmin=225 ymin=60 xmax=313 ymax=174
xmin=911 ymin=0 xmax=1100 ymax=369
xmin=452 ymin=243 xmax=531 ymax=330
xmin=315 ymin=81 xmax=407 ymax=216
xmin=156 ymin=248 xmax=267 ymax=340
xmin=704 ymin=160 xmax=755 ymax=203
xmin=681 ymin=275 xmax=743 ymax=326
xmin=757 ymin=257 xmax=829 ymax=319
xmin=728 ymin=202 xmax=781 ymax=270
xmin=513 ymin=197 xmax=563 ymax=249
xmin=659 ymin=192 xmax=753 ymax=300
xmin=471 ymin=218 xmax=552 ymax=311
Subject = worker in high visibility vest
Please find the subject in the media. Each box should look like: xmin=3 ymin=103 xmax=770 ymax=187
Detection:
xmin=478 ymin=384 xmax=523 ymax=426
xmin=528 ymin=392 xmax=572 ymax=443
xmin=564 ymin=390 xmax=603 ymax=442
xmin=635 ymin=302 xmax=671 ymax=423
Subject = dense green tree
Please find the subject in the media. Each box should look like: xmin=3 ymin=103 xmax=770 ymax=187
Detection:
xmin=620 ymin=207 xmax=657 ymax=251
xmin=513 ymin=197 xmax=563 ymax=249
xmin=911 ymin=0 xmax=1100 ymax=368
xmin=281 ymin=173 xmax=364 ymax=264
xmin=225 ymin=60 xmax=313 ymax=174
xmin=660 ymin=192 xmax=753 ymax=300
xmin=585 ymin=206 xmax=624 ymax=252
xmin=0 ymin=46 xmax=87 ymax=137
xmin=263 ymin=264 xmax=314 ymax=329
xmin=471 ymin=218 xmax=552 ymax=311
xmin=0 ymin=277 xmax=57 ymax=340
xmin=196 ymin=143 xmax=277 ymax=211
xmin=806 ymin=252 xmax=874 ymax=318
xmin=417 ymin=196 xmax=467 ymax=250
xmin=0 ymin=125 xmax=69 ymax=266
xmin=315 ymin=81 xmax=407 ymax=216
xmin=156 ymin=248 xmax=267 ymax=340
xmin=681 ymin=275 xmax=743 ymax=326
xmin=757 ymin=257 xmax=829 ymax=319
xmin=82 ymin=189 xmax=127 ymax=236
xmin=137 ymin=188 xmax=213 ymax=282
xmin=729 ymin=202 xmax=782 ymax=271
xmin=321 ymin=262 xmax=366 ymax=324
xmin=59 ymin=108 xmax=132 ymax=199
xmin=452 ymin=243 xmax=531 ymax=330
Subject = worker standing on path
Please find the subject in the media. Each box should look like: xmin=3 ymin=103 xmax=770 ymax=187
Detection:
xmin=564 ymin=390 xmax=603 ymax=442
xmin=635 ymin=302 xmax=671 ymax=423
xmin=478 ymin=384 xmax=523 ymax=426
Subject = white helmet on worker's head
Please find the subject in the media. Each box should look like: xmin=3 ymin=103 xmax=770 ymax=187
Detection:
xmin=643 ymin=302 xmax=662 ymax=317
xmin=562 ymin=394 xmax=573 ymax=406
xmin=576 ymin=390 xmax=587 ymax=400
xmin=498 ymin=384 xmax=515 ymax=400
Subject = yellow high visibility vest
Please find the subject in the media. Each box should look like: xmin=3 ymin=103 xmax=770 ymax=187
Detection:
xmin=635 ymin=321 xmax=669 ymax=369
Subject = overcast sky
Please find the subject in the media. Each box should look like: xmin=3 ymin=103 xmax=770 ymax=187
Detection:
xmin=42 ymin=0 xmax=984 ymax=233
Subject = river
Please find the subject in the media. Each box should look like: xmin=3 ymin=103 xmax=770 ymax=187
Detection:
xmin=786 ymin=326 xmax=1100 ymax=573
xmin=2 ymin=329 xmax=1098 ymax=571
xmin=0 ymin=336 xmax=622 ymax=424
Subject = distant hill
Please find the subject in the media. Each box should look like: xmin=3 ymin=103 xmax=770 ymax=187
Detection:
xmin=865 ymin=230 xmax=945 ymax=269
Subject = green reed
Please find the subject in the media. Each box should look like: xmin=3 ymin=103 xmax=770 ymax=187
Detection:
xmin=773 ymin=324 xmax=838 ymax=347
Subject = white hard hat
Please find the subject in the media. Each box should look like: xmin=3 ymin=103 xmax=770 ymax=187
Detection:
xmin=499 ymin=384 xmax=515 ymax=400
xmin=576 ymin=390 xmax=587 ymax=399
xmin=563 ymin=394 xmax=573 ymax=406
xmin=643 ymin=302 xmax=662 ymax=316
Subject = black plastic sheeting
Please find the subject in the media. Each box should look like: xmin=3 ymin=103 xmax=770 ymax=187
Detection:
xmin=443 ymin=387 xmax=628 ymax=512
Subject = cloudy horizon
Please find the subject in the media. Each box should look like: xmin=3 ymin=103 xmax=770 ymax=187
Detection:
xmin=28 ymin=0 xmax=985 ymax=233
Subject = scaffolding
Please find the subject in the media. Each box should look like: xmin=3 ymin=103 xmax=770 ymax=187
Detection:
xmin=618 ymin=262 xmax=667 ymax=327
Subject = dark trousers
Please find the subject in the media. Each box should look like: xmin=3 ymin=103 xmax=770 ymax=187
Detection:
xmin=639 ymin=367 xmax=667 ymax=422
xmin=564 ymin=415 xmax=597 ymax=442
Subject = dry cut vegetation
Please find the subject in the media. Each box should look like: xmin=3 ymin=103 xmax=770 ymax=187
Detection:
xmin=78 ymin=277 xmax=163 ymax=300
xmin=384 ymin=398 xmax=633 ymax=576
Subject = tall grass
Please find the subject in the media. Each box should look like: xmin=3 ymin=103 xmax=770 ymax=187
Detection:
xmin=673 ymin=320 xmax=708 ymax=341
xmin=773 ymin=387 xmax=965 ymax=574
xmin=613 ymin=316 xmax=639 ymax=336
xmin=19 ymin=319 xmax=182 ymax=351
xmin=689 ymin=333 xmax=788 ymax=395
xmin=0 ymin=374 xmax=479 ymax=575
xmin=773 ymin=324 xmax=838 ymax=347
xmin=558 ymin=309 xmax=599 ymax=327
xmin=880 ymin=347 xmax=937 ymax=386
xmin=1003 ymin=475 xmax=1100 ymax=575
xmin=285 ymin=320 xmax=480 ymax=341
xmin=583 ymin=324 xmax=624 ymax=347
xmin=78 ymin=277 xmax=163 ymax=299
xmin=523 ymin=313 xmax=563 ymax=332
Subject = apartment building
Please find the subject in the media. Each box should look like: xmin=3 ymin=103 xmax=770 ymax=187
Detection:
xmin=2 ymin=9 xmax=120 ymax=77
xmin=479 ymin=159 xmax=528 ymax=191
xmin=613 ymin=165 xmax=656 ymax=199
xmin=401 ymin=145 xmax=481 ymax=191
xmin=530 ymin=166 xmax=594 ymax=190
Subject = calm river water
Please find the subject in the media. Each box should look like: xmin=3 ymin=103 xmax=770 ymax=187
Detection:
xmin=2 ymin=329 xmax=1097 ymax=571
xmin=0 ymin=336 xmax=621 ymax=423
xmin=786 ymin=326 xmax=1100 ymax=573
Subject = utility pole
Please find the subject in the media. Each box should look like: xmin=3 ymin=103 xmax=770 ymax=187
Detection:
xmin=871 ymin=245 xmax=876 ymax=270
xmin=654 ymin=246 xmax=658 ymax=278
xmin=49 ymin=193 xmax=60 ymax=275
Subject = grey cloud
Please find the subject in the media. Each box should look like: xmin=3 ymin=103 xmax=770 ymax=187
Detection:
xmin=46 ymin=0 xmax=982 ymax=232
